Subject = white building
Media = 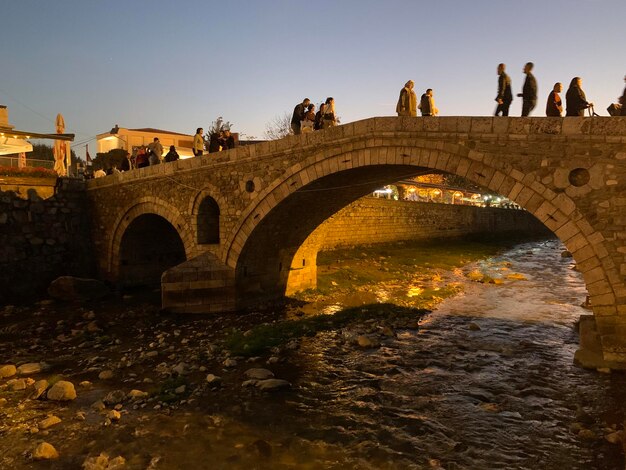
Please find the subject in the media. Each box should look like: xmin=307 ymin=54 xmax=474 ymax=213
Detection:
xmin=96 ymin=126 xmax=195 ymax=159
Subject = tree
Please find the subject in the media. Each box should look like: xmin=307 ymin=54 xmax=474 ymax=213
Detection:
xmin=264 ymin=112 xmax=292 ymax=140
xmin=28 ymin=143 xmax=81 ymax=166
xmin=91 ymin=149 xmax=127 ymax=171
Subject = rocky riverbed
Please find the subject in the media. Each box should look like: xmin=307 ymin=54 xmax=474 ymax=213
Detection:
xmin=0 ymin=238 xmax=624 ymax=469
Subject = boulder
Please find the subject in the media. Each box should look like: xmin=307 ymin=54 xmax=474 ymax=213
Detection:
xmin=0 ymin=364 xmax=16 ymax=378
xmin=47 ymin=381 xmax=77 ymax=401
xmin=244 ymin=368 xmax=274 ymax=380
xmin=33 ymin=442 xmax=59 ymax=460
xmin=48 ymin=276 xmax=109 ymax=302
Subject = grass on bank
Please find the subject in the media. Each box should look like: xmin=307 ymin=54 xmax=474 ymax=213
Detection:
xmin=224 ymin=303 xmax=428 ymax=357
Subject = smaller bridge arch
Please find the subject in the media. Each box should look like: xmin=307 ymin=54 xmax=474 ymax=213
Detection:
xmin=108 ymin=198 xmax=195 ymax=280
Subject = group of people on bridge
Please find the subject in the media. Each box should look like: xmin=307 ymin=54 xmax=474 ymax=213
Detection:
xmin=291 ymin=97 xmax=337 ymax=135
xmin=397 ymin=64 xmax=626 ymax=118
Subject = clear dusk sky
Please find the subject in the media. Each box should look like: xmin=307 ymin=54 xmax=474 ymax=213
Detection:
xmin=1 ymin=0 xmax=625 ymax=158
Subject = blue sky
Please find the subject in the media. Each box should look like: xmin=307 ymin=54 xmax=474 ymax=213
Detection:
xmin=1 ymin=0 xmax=625 ymax=158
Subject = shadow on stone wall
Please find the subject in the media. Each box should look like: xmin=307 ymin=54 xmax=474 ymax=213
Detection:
xmin=0 ymin=178 xmax=95 ymax=304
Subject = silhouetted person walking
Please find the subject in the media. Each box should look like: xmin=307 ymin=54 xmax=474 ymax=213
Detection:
xmin=291 ymin=98 xmax=310 ymax=135
xmin=546 ymin=82 xmax=563 ymax=117
xmin=518 ymin=62 xmax=538 ymax=116
xmin=495 ymin=63 xmax=513 ymax=116
xmin=396 ymin=80 xmax=417 ymax=117
xmin=565 ymin=77 xmax=593 ymax=116
xmin=620 ymin=75 xmax=626 ymax=116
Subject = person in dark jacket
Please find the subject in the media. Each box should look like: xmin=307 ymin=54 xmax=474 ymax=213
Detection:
xmin=164 ymin=145 xmax=179 ymax=162
xmin=314 ymin=103 xmax=325 ymax=130
xmin=495 ymin=63 xmax=513 ymax=116
xmin=545 ymin=82 xmax=563 ymax=117
xmin=291 ymin=98 xmax=310 ymax=135
xmin=565 ymin=77 xmax=593 ymax=116
xmin=419 ymin=89 xmax=436 ymax=116
xmin=517 ymin=62 xmax=538 ymax=116
xmin=120 ymin=151 xmax=131 ymax=171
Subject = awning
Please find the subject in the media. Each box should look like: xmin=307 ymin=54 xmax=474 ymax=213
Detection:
xmin=0 ymin=136 xmax=33 ymax=156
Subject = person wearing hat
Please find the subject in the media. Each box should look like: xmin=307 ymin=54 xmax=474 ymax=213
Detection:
xmin=396 ymin=80 xmax=417 ymax=117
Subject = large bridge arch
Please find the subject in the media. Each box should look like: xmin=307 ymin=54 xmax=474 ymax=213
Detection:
xmin=224 ymin=140 xmax=617 ymax=318
xmin=108 ymin=198 xmax=195 ymax=280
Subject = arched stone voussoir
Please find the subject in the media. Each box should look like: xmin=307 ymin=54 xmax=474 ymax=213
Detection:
xmin=108 ymin=198 xmax=195 ymax=276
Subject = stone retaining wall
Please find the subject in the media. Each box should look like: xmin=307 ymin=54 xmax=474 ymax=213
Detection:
xmin=310 ymin=197 xmax=550 ymax=251
xmin=0 ymin=178 xmax=94 ymax=303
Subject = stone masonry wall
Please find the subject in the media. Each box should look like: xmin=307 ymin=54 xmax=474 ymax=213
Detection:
xmin=0 ymin=178 xmax=94 ymax=303
xmin=308 ymin=197 xmax=549 ymax=251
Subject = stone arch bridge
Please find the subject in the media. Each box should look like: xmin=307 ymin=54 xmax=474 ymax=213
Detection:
xmin=86 ymin=116 xmax=626 ymax=366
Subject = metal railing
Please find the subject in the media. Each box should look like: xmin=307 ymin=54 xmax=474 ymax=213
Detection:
xmin=0 ymin=156 xmax=54 ymax=169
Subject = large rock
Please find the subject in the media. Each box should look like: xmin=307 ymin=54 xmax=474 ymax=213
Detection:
xmin=0 ymin=364 xmax=16 ymax=378
xmin=33 ymin=442 xmax=59 ymax=460
xmin=47 ymin=381 xmax=77 ymax=401
xmin=48 ymin=276 xmax=110 ymax=302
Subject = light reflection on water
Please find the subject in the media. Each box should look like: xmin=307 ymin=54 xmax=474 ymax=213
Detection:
xmin=282 ymin=239 xmax=625 ymax=469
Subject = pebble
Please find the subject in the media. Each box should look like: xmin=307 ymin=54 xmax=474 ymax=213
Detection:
xmin=256 ymin=379 xmax=291 ymax=391
xmin=98 ymin=370 xmax=114 ymax=380
xmin=103 ymin=390 xmax=126 ymax=406
xmin=356 ymin=335 xmax=380 ymax=348
xmin=31 ymin=379 xmax=49 ymax=399
xmin=244 ymin=368 xmax=274 ymax=380
xmin=106 ymin=410 xmax=121 ymax=421
xmin=223 ymin=358 xmax=237 ymax=368
xmin=128 ymin=389 xmax=148 ymax=399
xmin=468 ymin=322 xmax=481 ymax=331
xmin=39 ymin=415 xmax=62 ymax=430
xmin=206 ymin=374 xmax=222 ymax=385
xmin=174 ymin=385 xmax=186 ymax=394
xmin=32 ymin=442 xmax=59 ymax=460
xmin=47 ymin=381 xmax=77 ymax=401
xmin=17 ymin=362 xmax=43 ymax=375
xmin=83 ymin=453 xmax=126 ymax=469
xmin=0 ymin=364 xmax=17 ymax=378
xmin=8 ymin=378 xmax=27 ymax=391
xmin=0 ymin=398 xmax=7 ymax=407
xmin=91 ymin=400 xmax=106 ymax=411
xmin=605 ymin=430 xmax=623 ymax=444
xmin=79 ymin=381 xmax=93 ymax=388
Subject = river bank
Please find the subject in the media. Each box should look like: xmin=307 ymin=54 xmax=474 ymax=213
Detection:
xmin=0 ymin=237 xmax=624 ymax=469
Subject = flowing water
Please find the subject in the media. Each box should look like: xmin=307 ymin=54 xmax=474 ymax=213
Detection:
xmin=279 ymin=239 xmax=626 ymax=469
xmin=1 ymin=238 xmax=625 ymax=469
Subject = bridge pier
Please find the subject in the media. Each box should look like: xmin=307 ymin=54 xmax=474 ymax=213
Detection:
xmin=575 ymin=315 xmax=626 ymax=369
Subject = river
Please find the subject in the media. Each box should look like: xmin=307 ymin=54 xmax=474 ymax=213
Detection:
xmin=0 ymin=238 xmax=624 ymax=469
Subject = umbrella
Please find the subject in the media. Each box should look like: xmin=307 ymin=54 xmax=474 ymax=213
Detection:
xmin=53 ymin=113 xmax=71 ymax=176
